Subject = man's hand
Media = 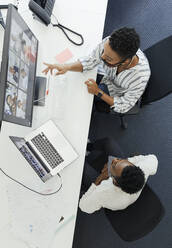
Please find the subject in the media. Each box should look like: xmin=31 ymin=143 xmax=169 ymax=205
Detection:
xmin=85 ymin=79 xmax=100 ymax=95
xmin=101 ymin=163 xmax=108 ymax=174
xmin=42 ymin=62 xmax=69 ymax=76
xmin=95 ymin=163 xmax=109 ymax=186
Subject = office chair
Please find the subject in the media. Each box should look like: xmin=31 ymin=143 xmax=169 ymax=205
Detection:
xmin=116 ymin=35 xmax=172 ymax=129
xmin=104 ymin=184 xmax=165 ymax=242
xmin=113 ymin=99 xmax=141 ymax=129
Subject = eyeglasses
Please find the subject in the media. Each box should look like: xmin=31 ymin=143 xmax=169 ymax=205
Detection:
xmin=101 ymin=50 xmax=127 ymax=68
xmin=101 ymin=57 xmax=127 ymax=68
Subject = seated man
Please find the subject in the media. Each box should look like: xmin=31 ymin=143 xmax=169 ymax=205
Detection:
xmin=43 ymin=27 xmax=150 ymax=113
xmin=79 ymin=138 xmax=158 ymax=214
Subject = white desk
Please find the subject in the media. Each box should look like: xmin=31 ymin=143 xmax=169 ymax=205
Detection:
xmin=0 ymin=0 xmax=108 ymax=247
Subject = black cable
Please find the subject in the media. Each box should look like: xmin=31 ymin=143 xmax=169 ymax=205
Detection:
xmin=51 ymin=14 xmax=84 ymax=46
xmin=0 ymin=168 xmax=62 ymax=196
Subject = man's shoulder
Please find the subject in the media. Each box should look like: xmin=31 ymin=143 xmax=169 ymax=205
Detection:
xmin=129 ymin=154 xmax=158 ymax=176
xmin=128 ymin=154 xmax=158 ymax=164
xmin=131 ymin=49 xmax=151 ymax=78
xmin=136 ymin=49 xmax=150 ymax=68
xmin=97 ymin=178 xmax=122 ymax=195
xmin=96 ymin=178 xmax=114 ymax=191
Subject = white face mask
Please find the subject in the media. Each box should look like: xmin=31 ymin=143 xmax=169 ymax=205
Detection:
xmin=107 ymin=156 xmax=116 ymax=177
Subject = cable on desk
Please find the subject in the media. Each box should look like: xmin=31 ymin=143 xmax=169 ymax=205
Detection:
xmin=0 ymin=168 xmax=62 ymax=196
xmin=51 ymin=14 xmax=84 ymax=46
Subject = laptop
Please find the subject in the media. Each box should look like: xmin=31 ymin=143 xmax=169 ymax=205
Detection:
xmin=10 ymin=120 xmax=78 ymax=182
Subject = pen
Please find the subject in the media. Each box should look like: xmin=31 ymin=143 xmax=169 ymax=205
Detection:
xmin=46 ymin=76 xmax=50 ymax=95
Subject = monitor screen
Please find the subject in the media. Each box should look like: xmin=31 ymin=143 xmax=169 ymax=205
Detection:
xmin=0 ymin=4 xmax=38 ymax=127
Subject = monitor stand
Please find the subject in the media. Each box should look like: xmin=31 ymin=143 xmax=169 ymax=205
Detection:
xmin=0 ymin=63 xmax=2 ymax=131
xmin=0 ymin=9 xmax=5 ymax=29
xmin=34 ymin=76 xmax=47 ymax=106
xmin=0 ymin=5 xmax=18 ymax=29
xmin=0 ymin=5 xmax=8 ymax=9
xmin=0 ymin=5 xmax=6 ymax=132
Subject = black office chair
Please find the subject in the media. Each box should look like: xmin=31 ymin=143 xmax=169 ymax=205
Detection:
xmin=117 ymin=35 xmax=172 ymax=129
xmin=104 ymin=184 xmax=165 ymax=242
xmin=115 ymin=99 xmax=141 ymax=129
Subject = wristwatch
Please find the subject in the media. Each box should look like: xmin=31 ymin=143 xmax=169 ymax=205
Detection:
xmin=97 ymin=89 xmax=104 ymax=98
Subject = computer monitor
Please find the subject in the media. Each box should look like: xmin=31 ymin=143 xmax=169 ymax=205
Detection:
xmin=0 ymin=4 xmax=38 ymax=127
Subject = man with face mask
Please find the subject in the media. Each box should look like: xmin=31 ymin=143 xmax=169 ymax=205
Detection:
xmin=42 ymin=27 xmax=150 ymax=114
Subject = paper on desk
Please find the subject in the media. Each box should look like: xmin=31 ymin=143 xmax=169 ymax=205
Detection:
xmin=6 ymin=178 xmax=74 ymax=248
xmin=55 ymin=48 xmax=73 ymax=63
xmin=51 ymin=75 xmax=70 ymax=121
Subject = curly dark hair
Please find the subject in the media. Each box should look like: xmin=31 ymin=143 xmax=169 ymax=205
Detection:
xmin=115 ymin=165 xmax=145 ymax=194
xmin=109 ymin=27 xmax=140 ymax=59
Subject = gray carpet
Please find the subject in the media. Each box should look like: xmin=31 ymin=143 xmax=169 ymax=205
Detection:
xmin=72 ymin=0 xmax=172 ymax=247
xmin=103 ymin=0 xmax=172 ymax=50
xmin=74 ymin=96 xmax=172 ymax=248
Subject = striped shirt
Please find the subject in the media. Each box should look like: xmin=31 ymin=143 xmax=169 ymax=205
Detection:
xmin=79 ymin=37 xmax=151 ymax=113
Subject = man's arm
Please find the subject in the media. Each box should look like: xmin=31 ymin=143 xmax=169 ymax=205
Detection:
xmin=85 ymin=79 xmax=114 ymax=106
xmin=85 ymin=77 xmax=148 ymax=113
xmin=79 ymin=164 xmax=109 ymax=213
xmin=99 ymin=92 xmax=114 ymax=106
xmin=129 ymin=154 xmax=158 ymax=176
xmin=42 ymin=61 xmax=83 ymax=75
xmin=111 ymin=82 xmax=148 ymax=113
xmin=42 ymin=38 xmax=107 ymax=76
xmin=79 ymin=184 xmax=102 ymax=214
xmin=65 ymin=61 xmax=83 ymax=72
xmin=95 ymin=163 xmax=109 ymax=185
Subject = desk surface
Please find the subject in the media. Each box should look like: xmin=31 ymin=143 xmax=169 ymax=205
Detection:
xmin=0 ymin=0 xmax=108 ymax=247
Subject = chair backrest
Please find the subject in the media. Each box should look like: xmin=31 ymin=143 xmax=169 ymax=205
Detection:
xmin=142 ymin=36 xmax=172 ymax=105
xmin=104 ymin=184 xmax=165 ymax=241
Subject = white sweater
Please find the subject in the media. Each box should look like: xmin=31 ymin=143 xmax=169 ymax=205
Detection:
xmin=79 ymin=155 xmax=158 ymax=214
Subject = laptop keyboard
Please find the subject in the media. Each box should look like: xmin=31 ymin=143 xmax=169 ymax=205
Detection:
xmin=20 ymin=145 xmax=45 ymax=178
xmin=31 ymin=132 xmax=64 ymax=169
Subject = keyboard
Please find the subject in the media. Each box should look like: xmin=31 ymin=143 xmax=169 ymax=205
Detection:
xmin=20 ymin=145 xmax=45 ymax=178
xmin=44 ymin=0 xmax=55 ymax=16
xmin=31 ymin=132 xmax=64 ymax=169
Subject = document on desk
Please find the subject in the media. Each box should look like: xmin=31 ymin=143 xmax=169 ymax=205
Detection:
xmin=6 ymin=178 xmax=74 ymax=248
xmin=55 ymin=48 xmax=73 ymax=64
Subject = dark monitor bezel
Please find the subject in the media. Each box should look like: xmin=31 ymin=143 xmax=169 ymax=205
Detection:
xmin=0 ymin=4 xmax=39 ymax=127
